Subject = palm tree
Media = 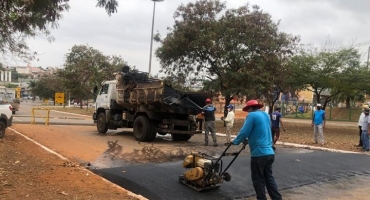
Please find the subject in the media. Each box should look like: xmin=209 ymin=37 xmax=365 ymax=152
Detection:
xmin=96 ymin=0 xmax=118 ymax=16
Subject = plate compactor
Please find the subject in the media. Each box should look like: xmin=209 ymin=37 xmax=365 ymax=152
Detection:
xmin=179 ymin=140 xmax=248 ymax=192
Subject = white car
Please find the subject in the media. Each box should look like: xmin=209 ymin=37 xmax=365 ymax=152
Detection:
xmin=0 ymin=103 xmax=13 ymax=138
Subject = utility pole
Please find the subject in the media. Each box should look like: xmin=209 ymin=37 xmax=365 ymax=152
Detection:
xmin=367 ymin=46 xmax=370 ymax=70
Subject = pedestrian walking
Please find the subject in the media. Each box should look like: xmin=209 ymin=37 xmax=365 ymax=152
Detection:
xmin=221 ymin=104 xmax=235 ymax=145
xmin=362 ymin=108 xmax=370 ymax=152
xmin=202 ymin=98 xmax=217 ymax=146
xmin=270 ymin=107 xmax=286 ymax=150
xmin=312 ymin=103 xmax=326 ymax=145
xmin=356 ymin=104 xmax=369 ymax=147
xmin=232 ymin=100 xmax=282 ymax=200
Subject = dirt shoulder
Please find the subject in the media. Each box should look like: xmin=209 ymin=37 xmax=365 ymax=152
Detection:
xmin=0 ymin=129 xmax=143 ymax=200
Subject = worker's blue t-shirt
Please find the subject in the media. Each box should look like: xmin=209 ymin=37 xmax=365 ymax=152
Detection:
xmin=233 ymin=110 xmax=274 ymax=157
xmin=313 ymin=109 xmax=325 ymax=125
xmin=271 ymin=111 xmax=281 ymax=128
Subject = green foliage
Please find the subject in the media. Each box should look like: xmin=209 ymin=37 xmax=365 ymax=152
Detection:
xmin=288 ymin=46 xmax=363 ymax=109
xmin=1 ymin=0 xmax=119 ymax=63
xmin=96 ymin=0 xmax=118 ymax=16
xmin=156 ymin=0 xmax=299 ymax=114
xmin=0 ymin=0 xmax=70 ymax=62
xmin=58 ymin=44 xmax=126 ymax=105
xmin=32 ymin=75 xmax=64 ymax=101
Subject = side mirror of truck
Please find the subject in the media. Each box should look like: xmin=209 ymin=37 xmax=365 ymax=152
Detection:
xmin=92 ymin=86 xmax=98 ymax=94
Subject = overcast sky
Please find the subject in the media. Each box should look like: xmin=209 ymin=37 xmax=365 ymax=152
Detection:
xmin=19 ymin=0 xmax=370 ymax=74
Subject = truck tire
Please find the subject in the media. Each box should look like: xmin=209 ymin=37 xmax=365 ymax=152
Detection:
xmin=133 ymin=116 xmax=155 ymax=141
xmin=97 ymin=113 xmax=108 ymax=134
xmin=0 ymin=121 xmax=5 ymax=138
xmin=171 ymin=134 xmax=192 ymax=141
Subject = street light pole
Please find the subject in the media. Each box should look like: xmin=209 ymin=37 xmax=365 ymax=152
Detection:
xmin=367 ymin=46 xmax=370 ymax=70
xmin=148 ymin=0 xmax=163 ymax=77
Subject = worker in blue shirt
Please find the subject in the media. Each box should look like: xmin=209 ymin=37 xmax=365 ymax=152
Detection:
xmin=312 ymin=103 xmax=326 ymax=145
xmin=233 ymin=100 xmax=282 ymax=200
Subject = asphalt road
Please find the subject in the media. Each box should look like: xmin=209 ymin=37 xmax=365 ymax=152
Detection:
xmin=11 ymin=101 xmax=370 ymax=199
xmin=91 ymin=148 xmax=370 ymax=200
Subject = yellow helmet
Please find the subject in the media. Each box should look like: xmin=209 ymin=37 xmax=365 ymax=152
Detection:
xmin=363 ymin=104 xmax=369 ymax=109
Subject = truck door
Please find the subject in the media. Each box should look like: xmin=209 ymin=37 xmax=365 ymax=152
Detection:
xmin=96 ymin=83 xmax=110 ymax=108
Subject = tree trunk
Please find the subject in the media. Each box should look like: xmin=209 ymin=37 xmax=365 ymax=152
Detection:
xmin=345 ymin=97 xmax=351 ymax=108
xmin=79 ymin=98 xmax=83 ymax=109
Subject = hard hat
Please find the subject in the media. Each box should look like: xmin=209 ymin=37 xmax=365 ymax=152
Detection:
xmin=242 ymin=100 xmax=263 ymax=112
xmin=205 ymin=98 xmax=211 ymax=103
xmin=226 ymin=104 xmax=234 ymax=109
xmin=316 ymin=103 xmax=322 ymax=107
xmin=362 ymin=104 xmax=369 ymax=109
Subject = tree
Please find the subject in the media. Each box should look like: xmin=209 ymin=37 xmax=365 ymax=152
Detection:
xmin=59 ymin=44 xmax=124 ymax=108
xmin=32 ymin=75 xmax=64 ymax=103
xmin=155 ymin=0 xmax=298 ymax=115
xmin=289 ymin=46 xmax=363 ymax=109
xmin=1 ymin=0 xmax=118 ymax=63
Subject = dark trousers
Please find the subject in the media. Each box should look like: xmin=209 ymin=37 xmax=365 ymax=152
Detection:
xmin=251 ymin=155 xmax=282 ymax=200
xmin=359 ymin=126 xmax=363 ymax=146
xmin=196 ymin=119 xmax=203 ymax=131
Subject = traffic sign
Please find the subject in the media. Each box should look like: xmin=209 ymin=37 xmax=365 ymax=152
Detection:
xmin=55 ymin=92 xmax=65 ymax=104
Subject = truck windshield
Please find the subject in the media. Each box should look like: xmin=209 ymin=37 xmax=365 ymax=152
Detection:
xmin=99 ymin=84 xmax=109 ymax=95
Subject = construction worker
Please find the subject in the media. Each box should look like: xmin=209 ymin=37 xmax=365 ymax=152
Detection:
xmin=270 ymin=106 xmax=286 ymax=150
xmin=232 ymin=99 xmax=282 ymax=200
xmin=221 ymin=104 xmax=235 ymax=145
xmin=356 ymin=104 xmax=369 ymax=147
xmin=195 ymin=112 xmax=204 ymax=131
xmin=312 ymin=103 xmax=326 ymax=145
xmin=202 ymin=98 xmax=217 ymax=146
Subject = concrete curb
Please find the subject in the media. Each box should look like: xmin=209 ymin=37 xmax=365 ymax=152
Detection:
xmin=8 ymin=127 xmax=148 ymax=200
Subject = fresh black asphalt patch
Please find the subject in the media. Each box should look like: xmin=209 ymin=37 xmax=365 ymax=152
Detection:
xmin=90 ymin=148 xmax=370 ymax=200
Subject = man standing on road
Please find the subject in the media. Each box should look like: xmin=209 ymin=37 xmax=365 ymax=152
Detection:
xmin=362 ymin=108 xmax=370 ymax=152
xmin=221 ymin=104 xmax=235 ymax=145
xmin=312 ymin=103 xmax=326 ymax=145
xmin=232 ymin=100 xmax=282 ymax=200
xmin=356 ymin=104 xmax=369 ymax=147
xmin=271 ymin=107 xmax=286 ymax=150
xmin=202 ymin=98 xmax=218 ymax=146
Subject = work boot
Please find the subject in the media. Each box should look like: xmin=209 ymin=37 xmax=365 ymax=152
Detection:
xmin=213 ymin=143 xmax=218 ymax=146
xmin=204 ymin=142 xmax=208 ymax=146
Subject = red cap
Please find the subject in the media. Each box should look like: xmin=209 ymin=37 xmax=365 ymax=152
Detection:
xmin=205 ymin=98 xmax=211 ymax=103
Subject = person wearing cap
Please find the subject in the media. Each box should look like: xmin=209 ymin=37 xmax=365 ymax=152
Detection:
xmin=362 ymin=108 xmax=370 ymax=151
xmin=232 ymin=100 xmax=282 ymax=200
xmin=312 ymin=103 xmax=326 ymax=145
xmin=221 ymin=104 xmax=235 ymax=145
xmin=202 ymin=98 xmax=218 ymax=146
xmin=270 ymin=106 xmax=286 ymax=150
xmin=356 ymin=104 xmax=369 ymax=147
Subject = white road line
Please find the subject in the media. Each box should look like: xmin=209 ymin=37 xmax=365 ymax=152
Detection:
xmin=9 ymin=127 xmax=149 ymax=200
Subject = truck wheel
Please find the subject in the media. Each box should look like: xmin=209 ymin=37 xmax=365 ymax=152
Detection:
xmin=147 ymin=121 xmax=158 ymax=142
xmin=97 ymin=113 xmax=108 ymax=134
xmin=133 ymin=116 xmax=155 ymax=141
xmin=171 ymin=134 xmax=192 ymax=141
xmin=0 ymin=121 xmax=5 ymax=138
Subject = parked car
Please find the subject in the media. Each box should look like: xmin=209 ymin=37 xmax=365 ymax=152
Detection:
xmin=0 ymin=103 xmax=13 ymax=138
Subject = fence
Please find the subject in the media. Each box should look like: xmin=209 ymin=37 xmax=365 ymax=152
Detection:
xmin=276 ymin=101 xmax=362 ymax=122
